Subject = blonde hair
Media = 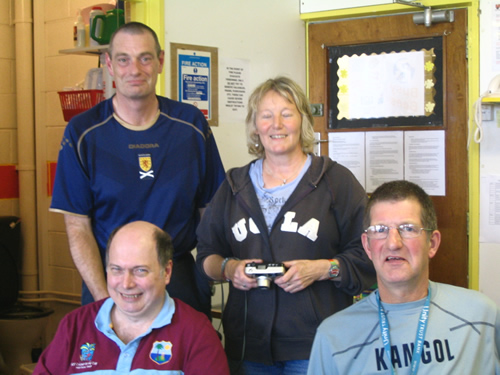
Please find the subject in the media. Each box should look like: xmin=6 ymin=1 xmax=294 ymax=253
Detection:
xmin=245 ymin=77 xmax=315 ymax=158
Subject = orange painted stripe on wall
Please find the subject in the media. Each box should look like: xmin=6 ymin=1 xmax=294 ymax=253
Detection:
xmin=47 ymin=161 xmax=57 ymax=197
xmin=0 ymin=165 xmax=19 ymax=199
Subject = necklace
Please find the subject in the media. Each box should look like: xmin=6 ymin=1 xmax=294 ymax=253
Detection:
xmin=263 ymin=156 xmax=306 ymax=186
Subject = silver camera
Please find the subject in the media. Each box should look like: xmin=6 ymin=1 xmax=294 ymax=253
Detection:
xmin=244 ymin=262 xmax=285 ymax=289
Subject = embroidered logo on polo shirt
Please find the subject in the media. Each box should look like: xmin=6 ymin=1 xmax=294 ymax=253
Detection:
xmin=150 ymin=341 xmax=173 ymax=365
xmin=70 ymin=342 xmax=98 ymax=371
xmin=80 ymin=343 xmax=96 ymax=361
xmin=138 ymin=154 xmax=154 ymax=179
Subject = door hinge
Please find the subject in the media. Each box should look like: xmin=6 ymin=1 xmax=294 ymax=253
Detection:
xmin=465 ymin=33 xmax=469 ymax=60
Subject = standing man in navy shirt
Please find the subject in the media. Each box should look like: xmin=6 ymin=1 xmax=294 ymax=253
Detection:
xmin=50 ymin=22 xmax=224 ymax=319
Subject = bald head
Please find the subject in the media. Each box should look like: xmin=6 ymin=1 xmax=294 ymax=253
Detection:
xmin=106 ymin=221 xmax=173 ymax=268
xmin=105 ymin=221 xmax=173 ymax=321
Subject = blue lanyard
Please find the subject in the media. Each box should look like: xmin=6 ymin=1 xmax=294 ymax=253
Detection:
xmin=376 ymin=286 xmax=431 ymax=375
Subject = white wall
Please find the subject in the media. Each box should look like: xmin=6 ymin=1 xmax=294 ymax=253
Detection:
xmin=163 ymin=0 xmax=306 ymax=170
xmin=163 ymin=1 xmax=305 ymax=334
xmin=478 ymin=0 xmax=500 ymax=306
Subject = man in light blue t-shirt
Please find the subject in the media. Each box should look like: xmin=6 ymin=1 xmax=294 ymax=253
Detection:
xmin=308 ymin=180 xmax=500 ymax=375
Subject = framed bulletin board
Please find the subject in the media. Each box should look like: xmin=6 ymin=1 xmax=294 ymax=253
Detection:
xmin=328 ymin=37 xmax=443 ymax=129
xmin=170 ymin=43 xmax=219 ymax=126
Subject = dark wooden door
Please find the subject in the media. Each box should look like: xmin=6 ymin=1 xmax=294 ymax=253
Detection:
xmin=308 ymin=9 xmax=468 ymax=287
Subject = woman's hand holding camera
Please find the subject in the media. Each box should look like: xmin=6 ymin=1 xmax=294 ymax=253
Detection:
xmin=275 ymin=259 xmax=332 ymax=293
xmin=227 ymin=258 xmax=262 ymax=291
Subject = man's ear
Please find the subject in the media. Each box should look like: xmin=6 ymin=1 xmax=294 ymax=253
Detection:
xmin=428 ymin=230 xmax=441 ymax=259
xmin=105 ymin=52 xmax=114 ymax=77
xmin=157 ymin=50 xmax=165 ymax=74
xmin=361 ymin=233 xmax=373 ymax=261
xmin=163 ymin=259 xmax=173 ymax=285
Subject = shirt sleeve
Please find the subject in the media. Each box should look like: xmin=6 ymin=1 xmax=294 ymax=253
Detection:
xmin=50 ymin=123 xmax=93 ymax=216
xmin=197 ymin=124 xmax=225 ymax=209
xmin=32 ymin=315 xmax=73 ymax=374
xmin=196 ymin=179 xmax=235 ymax=277
xmin=327 ymin=164 xmax=376 ymax=295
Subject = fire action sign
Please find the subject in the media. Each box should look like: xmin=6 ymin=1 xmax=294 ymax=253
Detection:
xmin=177 ymin=49 xmax=212 ymax=120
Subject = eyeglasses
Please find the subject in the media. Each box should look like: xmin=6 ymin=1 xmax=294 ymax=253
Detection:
xmin=364 ymin=224 xmax=432 ymax=239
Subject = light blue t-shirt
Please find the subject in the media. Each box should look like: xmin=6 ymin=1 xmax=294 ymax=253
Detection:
xmin=307 ymin=281 xmax=500 ymax=375
xmin=249 ymin=155 xmax=312 ymax=233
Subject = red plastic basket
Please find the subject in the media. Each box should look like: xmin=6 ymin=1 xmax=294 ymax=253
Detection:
xmin=58 ymin=89 xmax=105 ymax=122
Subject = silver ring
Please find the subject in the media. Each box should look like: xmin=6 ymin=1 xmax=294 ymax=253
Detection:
xmin=243 ymin=284 xmax=247 ymax=288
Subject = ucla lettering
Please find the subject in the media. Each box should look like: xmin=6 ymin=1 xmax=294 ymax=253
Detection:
xmin=297 ymin=218 xmax=319 ymax=241
xmin=231 ymin=218 xmax=260 ymax=242
xmin=231 ymin=218 xmax=247 ymax=242
xmin=248 ymin=218 xmax=260 ymax=235
xmin=231 ymin=212 xmax=319 ymax=242
xmin=375 ymin=340 xmax=455 ymax=371
xmin=281 ymin=212 xmax=319 ymax=241
xmin=281 ymin=212 xmax=298 ymax=232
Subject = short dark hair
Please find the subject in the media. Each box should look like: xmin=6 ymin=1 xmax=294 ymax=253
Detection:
xmin=364 ymin=180 xmax=437 ymax=232
xmin=108 ymin=21 xmax=162 ymax=57
xmin=106 ymin=223 xmax=174 ymax=268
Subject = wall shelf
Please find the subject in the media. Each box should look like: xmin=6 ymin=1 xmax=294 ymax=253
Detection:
xmin=59 ymin=45 xmax=109 ymax=56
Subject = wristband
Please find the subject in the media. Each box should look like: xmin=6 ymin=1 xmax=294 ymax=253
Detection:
xmin=327 ymin=259 xmax=340 ymax=279
xmin=221 ymin=257 xmax=239 ymax=282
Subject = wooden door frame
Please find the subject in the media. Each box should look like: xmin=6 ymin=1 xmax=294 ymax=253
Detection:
xmin=302 ymin=0 xmax=480 ymax=289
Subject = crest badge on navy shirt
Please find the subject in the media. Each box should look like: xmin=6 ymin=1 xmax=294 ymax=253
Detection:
xmin=138 ymin=154 xmax=154 ymax=179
